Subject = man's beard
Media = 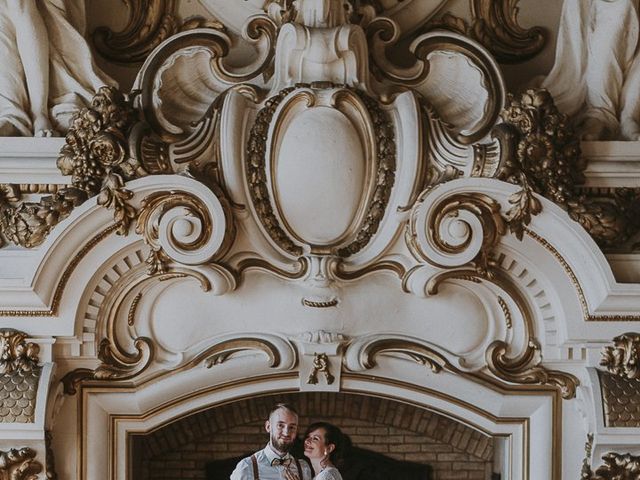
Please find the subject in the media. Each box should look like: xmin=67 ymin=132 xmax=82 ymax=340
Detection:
xmin=271 ymin=433 xmax=294 ymax=453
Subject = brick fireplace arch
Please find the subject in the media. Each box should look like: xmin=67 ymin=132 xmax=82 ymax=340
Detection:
xmin=132 ymin=392 xmax=494 ymax=480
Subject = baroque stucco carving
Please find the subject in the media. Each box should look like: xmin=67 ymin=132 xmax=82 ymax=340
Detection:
xmin=0 ymin=329 xmax=40 ymax=424
xmin=0 ymin=448 xmax=43 ymax=480
xmin=582 ymin=434 xmax=640 ymax=480
xmin=597 ymin=333 xmax=640 ymax=428
xmin=1 ymin=0 xmax=587 ymax=402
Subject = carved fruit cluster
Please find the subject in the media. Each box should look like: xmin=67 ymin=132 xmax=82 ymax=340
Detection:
xmin=57 ymin=87 xmax=140 ymax=195
xmin=500 ymin=89 xmax=640 ymax=249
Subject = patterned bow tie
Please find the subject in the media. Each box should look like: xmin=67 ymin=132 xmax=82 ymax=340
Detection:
xmin=271 ymin=457 xmax=292 ymax=467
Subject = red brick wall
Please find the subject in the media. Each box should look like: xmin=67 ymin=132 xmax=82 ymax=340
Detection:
xmin=132 ymin=393 xmax=494 ymax=480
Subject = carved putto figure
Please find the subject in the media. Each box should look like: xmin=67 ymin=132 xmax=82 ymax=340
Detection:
xmin=0 ymin=0 xmax=115 ymax=137
xmin=542 ymin=0 xmax=640 ymax=140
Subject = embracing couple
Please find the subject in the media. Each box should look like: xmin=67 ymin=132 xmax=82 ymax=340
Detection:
xmin=230 ymin=403 xmax=344 ymax=480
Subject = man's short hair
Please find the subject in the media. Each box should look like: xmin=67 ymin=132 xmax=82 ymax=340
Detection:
xmin=268 ymin=403 xmax=298 ymax=420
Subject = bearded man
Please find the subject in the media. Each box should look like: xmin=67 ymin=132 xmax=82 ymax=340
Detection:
xmin=230 ymin=403 xmax=313 ymax=480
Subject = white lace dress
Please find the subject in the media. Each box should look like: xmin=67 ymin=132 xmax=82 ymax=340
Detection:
xmin=315 ymin=466 xmax=343 ymax=480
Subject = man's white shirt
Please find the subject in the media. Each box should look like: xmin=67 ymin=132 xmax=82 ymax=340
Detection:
xmin=230 ymin=444 xmax=313 ymax=480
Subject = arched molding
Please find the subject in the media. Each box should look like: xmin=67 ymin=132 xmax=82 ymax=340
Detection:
xmin=66 ymin=355 xmax=558 ymax=480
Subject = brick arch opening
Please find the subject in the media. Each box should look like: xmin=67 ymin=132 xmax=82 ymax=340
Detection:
xmin=132 ymin=392 xmax=495 ymax=479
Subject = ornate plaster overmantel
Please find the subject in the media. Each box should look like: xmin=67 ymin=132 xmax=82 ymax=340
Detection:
xmin=1 ymin=1 xmax=640 ymax=479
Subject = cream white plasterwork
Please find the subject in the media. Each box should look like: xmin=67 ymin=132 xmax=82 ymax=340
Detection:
xmin=1 ymin=1 xmax=640 ymax=479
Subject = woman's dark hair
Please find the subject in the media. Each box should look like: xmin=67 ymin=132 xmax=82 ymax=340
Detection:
xmin=304 ymin=421 xmax=347 ymax=467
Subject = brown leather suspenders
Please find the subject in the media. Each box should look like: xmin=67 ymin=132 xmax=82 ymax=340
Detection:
xmin=251 ymin=454 xmax=259 ymax=479
xmin=249 ymin=455 xmax=304 ymax=480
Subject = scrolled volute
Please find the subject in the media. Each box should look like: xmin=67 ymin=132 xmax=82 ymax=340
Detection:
xmin=0 ymin=329 xmax=39 ymax=374
xmin=135 ymin=187 xmax=234 ymax=275
xmin=344 ymin=334 xmax=448 ymax=374
xmin=196 ymin=334 xmax=296 ymax=371
xmin=486 ymin=339 xmax=577 ymax=399
xmin=61 ymin=337 xmax=153 ymax=395
xmin=0 ymin=447 xmax=43 ymax=479
xmin=600 ymin=333 xmax=640 ymax=380
xmin=407 ymin=189 xmax=506 ymax=275
xmin=433 ymin=0 xmax=546 ymax=64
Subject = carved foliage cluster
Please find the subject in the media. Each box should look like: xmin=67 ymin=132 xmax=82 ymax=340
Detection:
xmin=0 ymin=185 xmax=85 ymax=249
xmin=583 ymin=449 xmax=640 ymax=480
xmin=57 ymin=87 xmax=143 ymax=235
xmin=0 ymin=330 xmax=39 ymax=375
xmin=499 ymin=89 xmax=640 ymax=248
xmin=1 ymin=88 xmax=141 ymax=247
xmin=601 ymin=333 xmax=640 ymax=380
xmin=0 ymin=448 xmax=43 ymax=480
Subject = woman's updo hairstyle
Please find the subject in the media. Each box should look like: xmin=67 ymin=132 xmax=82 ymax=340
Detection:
xmin=305 ymin=421 xmax=347 ymax=466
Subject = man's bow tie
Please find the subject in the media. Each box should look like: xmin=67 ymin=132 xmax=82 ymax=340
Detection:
xmin=271 ymin=457 xmax=292 ymax=467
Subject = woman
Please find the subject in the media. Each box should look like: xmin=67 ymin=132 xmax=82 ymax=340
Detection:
xmin=299 ymin=422 xmax=345 ymax=480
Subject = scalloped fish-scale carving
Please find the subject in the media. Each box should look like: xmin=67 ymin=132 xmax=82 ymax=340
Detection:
xmin=598 ymin=370 xmax=640 ymax=427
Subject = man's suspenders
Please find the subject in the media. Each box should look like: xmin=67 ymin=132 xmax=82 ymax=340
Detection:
xmin=251 ymin=455 xmax=259 ymax=479
xmin=250 ymin=454 xmax=304 ymax=479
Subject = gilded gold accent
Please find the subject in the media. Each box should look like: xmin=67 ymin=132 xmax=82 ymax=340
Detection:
xmin=62 ymin=264 xmax=215 ymax=395
xmin=497 ymin=295 xmax=512 ymax=329
xmin=581 ymin=433 xmax=594 ymax=480
xmin=135 ymin=189 xmax=233 ymax=274
xmin=407 ymin=191 xmax=506 ymax=275
xmin=500 ymin=89 xmax=640 ymax=249
xmin=0 ymin=448 xmax=43 ymax=479
xmin=302 ymin=299 xmax=339 ymax=308
xmin=359 ymin=338 xmax=445 ymax=373
xmin=0 ymin=184 xmax=85 ymax=248
xmin=0 ymin=329 xmax=39 ymax=374
xmin=601 ymin=333 xmax=640 ymax=379
xmin=93 ymin=0 xmax=179 ymax=64
xmin=17 ymin=184 xmax=67 ymax=195
xmin=1 ymin=87 xmax=142 ymax=249
xmin=62 ymin=337 xmax=154 ymax=396
xmin=0 ymin=330 xmax=40 ymax=423
xmin=247 ymin=86 xmax=299 ymax=255
xmin=426 ymin=267 xmax=578 ymax=398
xmin=307 ymin=353 xmax=335 ymax=385
xmin=45 ymin=430 xmax=57 ymax=480
xmin=200 ymin=339 xmax=283 ymax=368
xmin=127 ymin=293 xmax=142 ymax=327
xmin=525 ymin=228 xmax=640 ymax=321
xmin=234 ymin=257 xmax=309 ymax=285
xmin=597 ymin=370 xmax=640 ymax=427
xmin=137 ymin=21 xmax=276 ymax=140
xmin=583 ymin=448 xmax=640 ymax=479
xmin=0 ymin=224 xmax=118 ymax=317
xmin=434 ymin=0 xmax=546 ymax=64
xmin=58 ymin=87 xmax=143 ymax=236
